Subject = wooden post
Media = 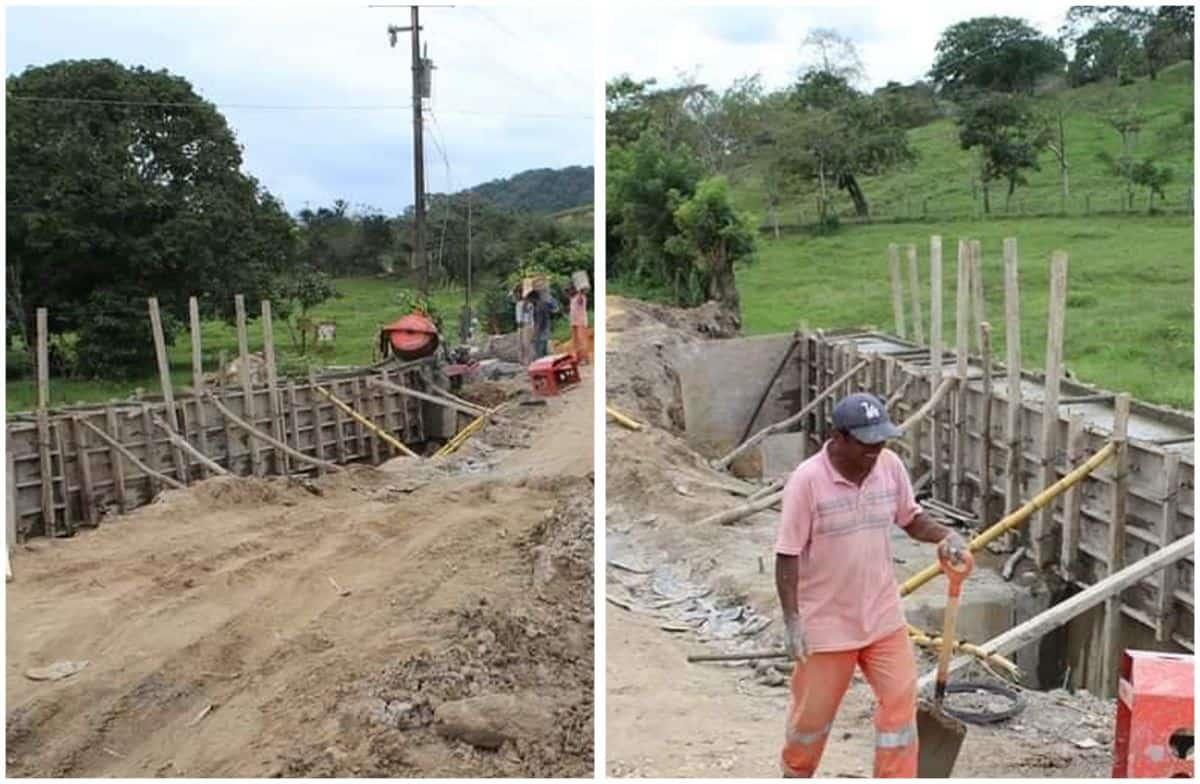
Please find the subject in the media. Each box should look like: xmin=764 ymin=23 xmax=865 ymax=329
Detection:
xmin=7 ymin=451 xmax=18 ymax=552
xmin=357 ymin=376 xmax=380 ymax=464
xmin=1155 ymin=451 xmax=1182 ymax=642
xmin=1032 ymin=252 xmax=1068 ymax=568
xmin=286 ymin=379 xmax=303 ymax=469
xmin=148 ymin=297 xmax=187 ymax=483
xmin=889 ymin=243 xmax=906 ymax=339
xmin=929 ymin=235 xmax=944 ymax=374
xmin=970 ymin=240 xmax=987 ymax=356
xmin=978 ymin=322 xmax=994 ymax=523
xmin=52 ymin=422 xmax=75 ymax=535
xmin=331 ymin=380 xmax=349 ymax=463
xmin=235 ymin=295 xmax=262 ymax=476
xmin=69 ymin=416 xmax=97 ymax=525
xmin=906 ymin=244 xmax=924 ymax=344
xmin=105 ymin=407 xmax=129 ymax=513
xmin=260 ymin=300 xmax=288 ymax=475
xmin=1102 ymin=393 xmax=1131 ymax=698
xmin=799 ymin=332 xmax=812 ymax=458
xmin=189 ymin=297 xmax=211 ymax=480
xmin=951 ymin=241 xmax=970 ymax=507
xmin=140 ymin=404 xmax=161 ymax=497
xmin=35 ymin=308 xmax=57 ymax=537
xmin=1002 ymin=238 xmax=1024 ymax=550
xmin=307 ymin=371 xmax=328 ymax=476
xmin=906 ymin=373 xmax=924 ymax=478
xmin=1059 ymin=414 xmax=1086 ymax=578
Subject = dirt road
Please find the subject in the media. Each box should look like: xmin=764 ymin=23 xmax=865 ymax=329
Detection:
xmin=7 ymin=372 xmax=593 ymax=777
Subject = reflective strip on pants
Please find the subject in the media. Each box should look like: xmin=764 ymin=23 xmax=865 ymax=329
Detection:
xmin=876 ymin=722 xmax=917 ymax=749
xmin=787 ymin=721 xmax=832 ymax=746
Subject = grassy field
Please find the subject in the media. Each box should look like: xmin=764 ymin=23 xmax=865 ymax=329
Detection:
xmin=6 ymin=277 xmax=555 ymax=412
xmin=727 ymin=215 xmax=1192 ymax=409
xmin=730 ymin=63 xmax=1195 ymax=226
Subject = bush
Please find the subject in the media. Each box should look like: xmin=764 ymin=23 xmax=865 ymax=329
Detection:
xmin=73 ymin=289 xmax=177 ymax=379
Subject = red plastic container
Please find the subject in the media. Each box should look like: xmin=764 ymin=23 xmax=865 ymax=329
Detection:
xmin=381 ymin=313 xmax=439 ymax=360
xmin=528 ymin=353 xmax=580 ymax=397
xmin=1112 ymin=650 xmax=1193 ymax=778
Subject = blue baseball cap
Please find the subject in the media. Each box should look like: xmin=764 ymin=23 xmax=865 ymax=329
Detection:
xmin=832 ymin=393 xmax=902 ymax=444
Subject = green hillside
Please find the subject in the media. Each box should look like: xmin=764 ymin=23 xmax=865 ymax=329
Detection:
xmin=466 ymin=165 xmax=594 ymax=214
xmin=731 ymin=63 xmax=1194 ymax=226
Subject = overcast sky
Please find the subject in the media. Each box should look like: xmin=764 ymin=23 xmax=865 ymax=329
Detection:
xmin=5 ymin=2 xmax=595 ymax=216
xmin=607 ymin=3 xmax=1075 ymax=94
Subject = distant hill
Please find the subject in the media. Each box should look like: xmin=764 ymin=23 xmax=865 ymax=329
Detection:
xmin=467 ymin=165 xmax=593 ymax=214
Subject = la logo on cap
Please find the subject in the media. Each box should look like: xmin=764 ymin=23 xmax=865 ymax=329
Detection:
xmin=861 ymin=401 xmax=881 ymax=421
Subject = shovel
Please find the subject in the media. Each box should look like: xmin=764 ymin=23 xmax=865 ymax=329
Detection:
xmin=916 ymin=549 xmax=974 ymax=778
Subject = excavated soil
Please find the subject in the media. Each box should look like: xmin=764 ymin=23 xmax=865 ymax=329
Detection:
xmin=604 ymin=296 xmax=1115 ymax=778
xmin=7 ymin=371 xmax=593 ymax=778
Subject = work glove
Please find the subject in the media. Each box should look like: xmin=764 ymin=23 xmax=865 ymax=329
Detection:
xmin=937 ymin=531 xmax=969 ymax=568
xmin=783 ymin=612 xmax=809 ymax=663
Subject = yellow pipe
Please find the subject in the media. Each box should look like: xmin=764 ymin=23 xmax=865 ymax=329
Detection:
xmin=606 ymin=405 xmax=644 ymax=431
xmin=315 ymin=384 xmax=417 ymax=458
xmin=900 ymin=441 xmax=1116 ymax=597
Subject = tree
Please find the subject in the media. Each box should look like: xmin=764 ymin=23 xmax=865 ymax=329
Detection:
xmin=1130 ymin=159 xmax=1173 ymax=212
xmin=1067 ymin=23 xmax=1142 ymax=85
xmin=6 ymin=59 xmax=299 ymax=376
xmin=276 ymin=266 xmax=338 ymax=355
xmin=799 ymin=29 xmax=865 ymax=85
xmin=666 ymin=177 xmax=756 ymax=315
xmin=1063 ymin=6 xmax=1194 ymax=81
xmin=958 ymin=94 xmax=1050 ymax=213
xmin=930 ymin=17 xmax=1066 ymax=96
xmin=1097 ymin=104 xmax=1147 ymax=210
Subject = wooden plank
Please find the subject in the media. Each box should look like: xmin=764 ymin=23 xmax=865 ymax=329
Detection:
xmin=148 ymin=297 xmax=187 ymax=482
xmin=260 ymin=300 xmax=288 ymax=475
xmin=1033 ymin=251 xmax=1069 ymax=568
xmin=69 ymin=416 xmax=97 ymax=525
xmin=286 ymin=379 xmax=303 ymax=467
xmin=978 ymin=321 xmax=994 ymax=523
xmin=314 ymin=385 xmax=416 ymax=457
xmin=52 ymin=421 xmax=75 ymax=535
xmin=206 ymin=393 xmax=342 ymax=472
xmin=307 ymin=371 xmax=328 ymax=475
xmin=141 ymin=405 xmax=161 ymax=497
xmin=1102 ymin=393 xmax=1131 ymax=698
xmin=1059 ymin=414 xmax=1087 ymax=577
xmin=970 ymin=239 xmax=987 ymax=356
xmin=234 ymin=294 xmax=262 ymax=477
xmin=1155 ymin=451 xmax=1182 ymax=642
xmin=35 ymin=308 xmax=56 ymax=537
xmin=358 ymin=376 xmax=380 ymax=464
xmin=929 ymin=235 xmax=943 ymax=376
xmin=77 ymin=416 xmax=183 ymax=492
xmin=7 ymin=451 xmax=19 ymax=550
xmin=889 ymin=243 xmax=906 ymax=338
xmin=906 ymin=243 xmax=924 ymax=344
xmin=331 ymin=380 xmax=349 ymax=463
xmin=1002 ymin=238 xmax=1024 ymax=552
xmin=105 ymin=407 xmax=129 ymax=513
xmin=189 ymin=296 xmax=210 ymax=480
xmin=951 ymin=240 xmax=970 ymax=507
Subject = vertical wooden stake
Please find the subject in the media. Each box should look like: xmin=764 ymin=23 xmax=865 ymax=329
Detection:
xmin=906 ymin=244 xmax=924 ymax=344
xmin=286 ymin=379 xmax=303 ymax=469
xmin=979 ymin=321 xmax=994 ymax=523
xmin=52 ymin=421 xmax=75 ymax=535
xmin=148 ymin=297 xmax=187 ymax=483
xmin=929 ymin=235 xmax=944 ymax=375
xmin=105 ymin=407 xmax=129 ymax=513
xmin=1102 ymin=393 xmax=1131 ymax=698
xmin=1154 ymin=451 xmax=1182 ymax=642
xmin=7 ymin=451 xmax=19 ymax=553
xmin=1059 ymin=414 xmax=1086 ymax=577
xmin=69 ymin=416 xmax=97 ymax=525
xmin=798 ymin=332 xmax=812 ymax=458
xmin=189 ymin=297 xmax=211 ymax=480
xmin=970 ymin=239 xmax=987 ymax=356
xmin=235 ymin=295 xmax=262 ymax=477
xmin=951 ymin=241 xmax=970 ymax=507
xmin=1002 ymin=238 xmax=1024 ymax=543
xmin=35 ymin=308 xmax=57 ymax=537
xmin=1033 ymin=251 xmax=1068 ymax=568
xmin=141 ymin=405 xmax=161 ymax=498
xmin=889 ymin=243 xmax=907 ymax=339
xmin=260 ymin=300 xmax=288 ymax=476
xmin=331 ymin=380 xmax=348 ymax=463
xmin=307 ymin=371 xmax=328 ymax=476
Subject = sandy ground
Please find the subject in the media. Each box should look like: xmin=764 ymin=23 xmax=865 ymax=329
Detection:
xmin=604 ymin=296 xmax=1115 ymax=778
xmin=6 ymin=369 xmax=593 ymax=777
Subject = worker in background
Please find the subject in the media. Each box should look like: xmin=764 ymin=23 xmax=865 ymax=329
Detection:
xmin=569 ymin=285 xmax=589 ymax=365
xmin=514 ymin=286 xmax=533 ymax=365
xmin=774 ymin=392 xmax=969 ymax=778
xmin=528 ymin=289 xmax=559 ymax=360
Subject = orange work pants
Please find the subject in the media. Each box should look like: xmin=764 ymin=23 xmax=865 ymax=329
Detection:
xmin=571 ymin=325 xmax=590 ymax=364
xmin=780 ymin=625 xmax=918 ymax=778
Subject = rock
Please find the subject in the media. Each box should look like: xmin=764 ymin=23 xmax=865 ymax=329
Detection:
xmin=434 ymin=693 xmax=555 ymax=750
xmin=757 ymin=669 xmax=787 ymax=687
xmin=25 ymin=660 xmax=89 ymax=681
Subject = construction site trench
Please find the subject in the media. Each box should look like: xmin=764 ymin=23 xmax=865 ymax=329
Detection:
xmin=605 ymin=296 xmax=1192 ymax=778
xmin=6 ymin=369 xmax=594 ymax=777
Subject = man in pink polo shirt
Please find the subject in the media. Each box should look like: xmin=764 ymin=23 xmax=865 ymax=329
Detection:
xmin=775 ymin=392 xmax=967 ymax=778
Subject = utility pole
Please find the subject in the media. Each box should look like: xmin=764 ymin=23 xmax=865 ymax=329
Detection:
xmin=388 ymin=7 xmax=428 ymax=296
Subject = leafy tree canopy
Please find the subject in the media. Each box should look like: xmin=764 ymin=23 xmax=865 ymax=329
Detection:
xmin=930 ymin=16 xmax=1066 ymax=96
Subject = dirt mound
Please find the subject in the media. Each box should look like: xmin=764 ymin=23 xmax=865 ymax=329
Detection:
xmin=280 ymin=482 xmax=594 ymax=778
xmin=147 ymin=475 xmax=297 ymax=511
xmin=607 ymin=296 xmax=740 ymax=339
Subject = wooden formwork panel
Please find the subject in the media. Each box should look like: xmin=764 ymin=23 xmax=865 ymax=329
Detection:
xmin=7 ymin=365 xmax=435 ymax=540
xmin=796 ymin=331 xmax=1194 ymax=646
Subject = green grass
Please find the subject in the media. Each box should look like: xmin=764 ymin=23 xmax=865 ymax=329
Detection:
xmin=730 ymin=215 xmax=1193 ymax=409
xmin=5 ymin=277 xmax=505 ymax=412
xmin=731 ymin=63 xmax=1195 ymax=226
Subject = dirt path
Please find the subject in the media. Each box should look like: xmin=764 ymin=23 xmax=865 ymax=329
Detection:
xmin=7 ymin=371 xmax=593 ymax=777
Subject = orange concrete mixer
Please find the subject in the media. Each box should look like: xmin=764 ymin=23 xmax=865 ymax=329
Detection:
xmin=379 ymin=313 xmax=440 ymax=360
